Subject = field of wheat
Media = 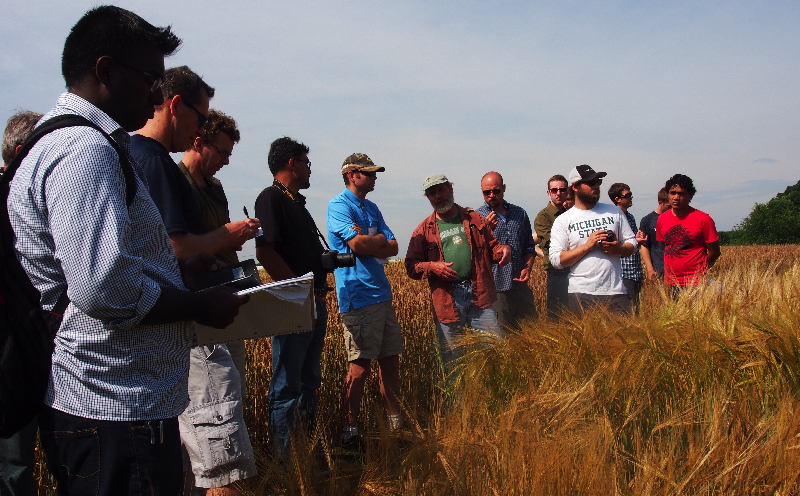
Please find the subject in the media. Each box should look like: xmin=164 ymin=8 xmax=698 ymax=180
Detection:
xmin=35 ymin=245 xmax=800 ymax=495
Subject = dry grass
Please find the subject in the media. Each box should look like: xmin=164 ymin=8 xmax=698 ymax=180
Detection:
xmin=35 ymin=245 xmax=800 ymax=495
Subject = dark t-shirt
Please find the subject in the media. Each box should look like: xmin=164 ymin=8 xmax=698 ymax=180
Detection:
xmin=639 ymin=210 xmax=665 ymax=276
xmin=254 ymin=185 xmax=326 ymax=289
xmin=130 ymin=134 xmax=204 ymax=235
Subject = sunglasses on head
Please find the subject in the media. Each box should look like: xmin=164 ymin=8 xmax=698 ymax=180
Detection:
xmin=482 ymin=188 xmax=502 ymax=197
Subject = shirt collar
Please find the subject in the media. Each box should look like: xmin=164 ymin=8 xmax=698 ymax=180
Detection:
xmin=341 ymin=187 xmax=365 ymax=206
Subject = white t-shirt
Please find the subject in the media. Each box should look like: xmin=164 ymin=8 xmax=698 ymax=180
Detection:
xmin=549 ymin=203 xmax=637 ymax=295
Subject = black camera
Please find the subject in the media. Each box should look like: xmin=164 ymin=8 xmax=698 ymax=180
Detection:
xmin=605 ymin=230 xmax=616 ymax=242
xmin=321 ymin=250 xmax=356 ymax=272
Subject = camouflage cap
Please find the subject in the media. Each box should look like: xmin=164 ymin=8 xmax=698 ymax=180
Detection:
xmin=422 ymin=173 xmax=450 ymax=192
xmin=341 ymin=153 xmax=385 ymax=174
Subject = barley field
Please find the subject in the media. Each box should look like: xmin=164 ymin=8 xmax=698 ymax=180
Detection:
xmin=35 ymin=245 xmax=800 ymax=495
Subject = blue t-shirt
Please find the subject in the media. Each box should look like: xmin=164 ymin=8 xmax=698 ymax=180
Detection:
xmin=130 ymin=134 xmax=204 ymax=235
xmin=327 ymin=188 xmax=395 ymax=313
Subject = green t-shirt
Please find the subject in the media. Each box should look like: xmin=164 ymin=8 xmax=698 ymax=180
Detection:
xmin=437 ymin=216 xmax=472 ymax=281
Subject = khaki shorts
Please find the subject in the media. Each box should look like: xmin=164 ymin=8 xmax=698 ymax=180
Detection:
xmin=341 ymin=301 xmax=404 ymax=361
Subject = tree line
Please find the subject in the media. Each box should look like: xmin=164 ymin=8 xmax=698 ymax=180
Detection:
xmin=719 ymin=179 xmax=800 ymax=245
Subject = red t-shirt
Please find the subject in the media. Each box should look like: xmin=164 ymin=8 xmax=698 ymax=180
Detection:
xmin=656 ymin=208 xmax=719 ymax=287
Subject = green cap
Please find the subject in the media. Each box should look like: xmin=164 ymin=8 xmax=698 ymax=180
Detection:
xmin=422 ymin=173 xmax=449 ymax=192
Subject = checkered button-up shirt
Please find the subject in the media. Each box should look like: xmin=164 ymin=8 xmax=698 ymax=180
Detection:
xmin=476 ymin=201 xmax=537 ymax=292
xmin=621 ymin=210 xmax=644 ymax=281
xmin=8 ymin=93 xmax=193 ymax=421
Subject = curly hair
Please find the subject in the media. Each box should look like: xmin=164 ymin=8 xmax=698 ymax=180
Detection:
xmin=62 ymin=5 xmax=181 ymax=89
xmin=268 ymin=137 xmax=309 ymax=176
xmin=200 ymin=110 xmax=239 ymax=146
xmin=2 ymin=110 xmax=42 ymax=165
xmin=607 ymin=182 xmax=630 ymax=205
xmin=664 ymin=174 xmax=696 ymax=197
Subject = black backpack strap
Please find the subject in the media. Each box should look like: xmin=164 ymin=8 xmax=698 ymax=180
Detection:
xmin=0 ymin=114 xmax=137 ymax=206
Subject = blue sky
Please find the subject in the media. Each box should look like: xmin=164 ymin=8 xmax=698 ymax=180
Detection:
xmin=2 ymin=1 xmax=798 ymax=261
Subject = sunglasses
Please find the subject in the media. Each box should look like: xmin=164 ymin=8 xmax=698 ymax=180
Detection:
xmin=549 ymin=187 xmax=568 ymax=194
xmin=581 ymin=179 xmax=603 ymax=187
xmin=357 ymin=170 xmax=376 ymax=177
xmin=482 ymin=188 xmax=502 ymax=197
xmin=618 ymin=192 xmax=633 ymax=199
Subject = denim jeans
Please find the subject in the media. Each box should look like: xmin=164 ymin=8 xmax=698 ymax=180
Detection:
xmin=38 ymin=406 xmax=182 ymax=496
xmin=268 ymin=300 xmax=328 ymax=454
xmin=0 ymin=418 xmax=37 ymax=496
xmin=546 ymin=268 xmax=570 ymax=320
xmin=435 ymin=280 xmax=502 ymax=368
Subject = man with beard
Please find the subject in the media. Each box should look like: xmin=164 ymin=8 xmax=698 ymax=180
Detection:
xmin=549 ymin=165 xmax=637 ymax=315
xmin=656 ymin=174 xmax=720 ymax=291
xmin=406 ymin=173 xmax=511 ymax=368
xmin=476 ymin=171 xmax=538 ymax=327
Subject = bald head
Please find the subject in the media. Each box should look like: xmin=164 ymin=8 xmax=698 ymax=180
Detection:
xmin=480 ymin=171 xmax=506 ymax=208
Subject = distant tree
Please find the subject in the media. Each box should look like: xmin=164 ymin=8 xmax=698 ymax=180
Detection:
xmin=730 ymin=180 xmax=800 ymax=245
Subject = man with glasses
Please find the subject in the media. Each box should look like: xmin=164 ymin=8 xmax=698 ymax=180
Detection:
xmin=7 ymin=7 xmax=247 ymax=495
xmin=476 ymin=171 xmax=538 ymax=328
xmin=406 ymin=174 xmax=511 ymax=369
xmin=254 ymin=137 xmax=329 ymax=456
xmin=327 ymin=153 xmax=403 ymax=450
xmin=549 ymin=165 xmax=637 ymax=315
xmin=172 ymin=110 xmax=260 ymax=493
xmin=608 ymin=183 xmax=645 ymax=311
xmin=534 ymin=174 xmax=571 ymax=319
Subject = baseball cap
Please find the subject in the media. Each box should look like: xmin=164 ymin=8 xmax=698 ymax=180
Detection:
xmin=568 ymin=164 xmax=607 ymax=185
xmin=341 ymin=153 xmax=385 ymax=174
xmin=422 ymin=173 xmax=450 ymax=192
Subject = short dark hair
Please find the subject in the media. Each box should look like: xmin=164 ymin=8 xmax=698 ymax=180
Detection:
xmin=161 ymin=66 xmax=215 ymax=108
xmin=665 ymin=174 xmax=696 ymax=197
xmin=2 ymin=111 xmax=43 ymax=165
xmin=62 ymin=5 xmax=181 ymax=89
xmin=657 ymin=187 xmax=669 ymax=204
xmin=268 ymin=137 xmax=309 ymax=176
xmin=607 ymin=182 xmax=630 ymax=205
xmin=548 ymin=174 xmax=567 ymax=189
xmin=200 ymin=110 xmax=239 ymax=146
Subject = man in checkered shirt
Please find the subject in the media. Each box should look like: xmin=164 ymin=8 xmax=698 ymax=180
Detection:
xmin=476 ymin=171 xmax=538 ymax=328
xmin=7 ymin=7 xmax=247 ymax=495
xmin=607 ymin=182 xmax=645 ymax=311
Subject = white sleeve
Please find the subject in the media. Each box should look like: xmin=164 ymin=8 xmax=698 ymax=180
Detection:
xmin=619 ymin=213 xmax=637 ymax=248
xmin=549 ymin=215 xmax=568 ymax=269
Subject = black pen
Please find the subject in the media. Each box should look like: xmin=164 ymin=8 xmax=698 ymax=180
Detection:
xmin=243 ymin=206 xmax=250 ymax=218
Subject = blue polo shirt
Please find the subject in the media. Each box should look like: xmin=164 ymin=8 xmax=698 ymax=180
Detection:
xmin=327 ymin=188 xmax=395 ymax=313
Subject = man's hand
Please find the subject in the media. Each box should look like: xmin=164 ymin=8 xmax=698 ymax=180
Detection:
xmin=636 ymin=230 xmax=648 ymax=244
xmin=195 ymin=286 xmax=250 ymax=329
xmin=646 ymin=268 xmax=659 ymax=281
xmin=180 ymin=252 xmax=224 ymax=290
xmin=485 ymin=211 xmax=499 ymax=231
xmin=600 ymin=239 xmax=624 ymax=255
xmin=430 ymin=261 xmax=458 ymax=280
xmin=497 ymin=245 xmax=512 ymax=266
xmin=513 ymin=266 xmax=530 ymax=283
xmin=227 ymin=218 xmax=262 ymax=247
xmin=351 ymin=223 xmax=363 ymax=235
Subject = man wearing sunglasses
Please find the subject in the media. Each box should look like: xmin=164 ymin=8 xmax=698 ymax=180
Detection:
xmin=549 ymin=165 xmax=637 ymax=315
xmin=476 ymin=171 xmax=538 ymax=328
xmin=608 ymin=183 xmax=645 ymax=311
xmin=535 ymin=174 xmax=572 ymax=319
xmin=327 ymin=153 xmax=403 ymax=449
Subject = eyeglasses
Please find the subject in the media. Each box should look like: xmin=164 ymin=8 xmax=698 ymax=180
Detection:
xmin=549 ymin=187 xmax=568 ymax=194
xmin=482 ymin=188 xmax=502 ymax=197
xmin=295 ymin=158 xmax=311 ymax=170
xmin=581 ymin=179 xmax=603 ymax=187
xmin=207 ymin=142 xmax=231 ymax=160
xmin=357 ymin=170 xmax=376 ymax=178
xmin=116 ymin=61 xmax=163 ymax=94
xmin=183 ymin=99 xmax=208 ymax=128
xmin=618 ymin=192 xmax=633 ymax=199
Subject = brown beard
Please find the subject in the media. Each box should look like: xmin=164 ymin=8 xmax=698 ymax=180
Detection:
xmin=576 ymin=188 xmax=600 ymax=207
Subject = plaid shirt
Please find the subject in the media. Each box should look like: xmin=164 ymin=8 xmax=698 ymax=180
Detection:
xmin=621 ymin=210 xmax=644 ymax=281
xmin=476 ymin=201 xmax=537 ymax=292
xmin=8 ymin=93 xmax=193 ymax=421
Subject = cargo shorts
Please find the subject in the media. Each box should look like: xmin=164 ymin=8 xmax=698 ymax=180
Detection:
xmin=341 ymin=300 xmax=404 ymax=361
xmin=179 ymin=344 xmax=257 ymax=488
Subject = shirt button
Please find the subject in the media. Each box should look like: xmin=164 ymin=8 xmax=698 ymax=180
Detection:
xmin=216 ymin=414 xmax=223 ymax=422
